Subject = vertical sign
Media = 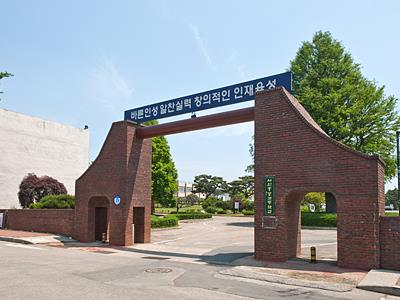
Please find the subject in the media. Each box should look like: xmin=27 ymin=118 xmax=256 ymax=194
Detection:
xmin=264 ymin=176 xmax=276 ymax=216
xmin=0 ymin=213 xmax=3 ymax=228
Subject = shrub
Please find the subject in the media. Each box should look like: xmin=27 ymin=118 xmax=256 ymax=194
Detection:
xmin=151 ymin=215 xmax=178 ymax=228
xmin=242 ymin=199 xmax=254 ymax=211
xmin=172 ymin=212 xmax=212 ymax=220
xmin=205 ymin=206 xmax=217 ymax=214
xmin=301 ymin=212 xmax=337 ymax=227
xmin=216 ymin=208 xmax=227 ymax=214
xmin=201 ymin=197 xmax=219 ymax=210
xmin=18 ymin=173 xmax=67 ymax=208
xmin=242 ymin=210 xmax=254 ymax=215
xmin=29 ymin=194 xmax=75 ymax=209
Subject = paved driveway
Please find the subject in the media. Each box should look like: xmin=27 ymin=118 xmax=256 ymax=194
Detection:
xmin=135 ymin=216 xmax=337 ymax=263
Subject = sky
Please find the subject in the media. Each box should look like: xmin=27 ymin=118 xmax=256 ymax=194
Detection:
xmin=1 ymin=0 xmax=400 ymax=190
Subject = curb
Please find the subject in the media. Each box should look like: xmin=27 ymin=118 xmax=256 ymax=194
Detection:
xmin=357 ymin=269 xmax=400 ymax=297
xmin=218 ymin=266 xmax=354 ymax=292
xmin=301 ymin=226 xmax=337 ymax=230
xmin=0 ymin=236 xmax=33 ymax=244
xmin=357 ymin=285 xmax=400 ymax=297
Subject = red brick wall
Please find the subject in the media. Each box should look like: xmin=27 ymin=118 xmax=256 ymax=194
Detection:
xmin=380 ymin=216 xmax=400 ymax=270
xmin=254 ymin=87 xmax=385 ymax=270
xmin=5 ymin=209 xmax=74 ymax=237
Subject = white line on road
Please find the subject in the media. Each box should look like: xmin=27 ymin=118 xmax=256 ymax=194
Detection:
xmin=3 ymin=243 xmax=45 ymax=250
xmin=202 ymin=221 xmax=217 ymax=232
xmin=153 ymin=237 xmax=184 ymax=244
xmin=301 ymin=242 xmax=337 ymax=247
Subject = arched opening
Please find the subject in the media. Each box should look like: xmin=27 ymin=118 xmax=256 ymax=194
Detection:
xmin=285 ymin=190 xmax=338 ymax=263
xmin=88 ymin=196 xmax=110 ymax=242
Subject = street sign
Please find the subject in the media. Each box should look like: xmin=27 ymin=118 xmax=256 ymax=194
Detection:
xmin=113 ymin=195 xmax=121 ymax=206
xmin=264 ymin=176 xmax=276 ymax=216
xmin=124 ymin=71 xmax=292 ymax=123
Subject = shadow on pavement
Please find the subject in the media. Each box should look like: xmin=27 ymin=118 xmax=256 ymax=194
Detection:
xmin=113 ymin=247 xmax=253 ymax=265
xmin=225 ymin=221 xmax=254 ymax=228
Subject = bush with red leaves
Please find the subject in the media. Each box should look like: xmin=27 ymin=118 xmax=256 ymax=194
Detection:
xmin=18 ymin=173 xmax=67 ymax=208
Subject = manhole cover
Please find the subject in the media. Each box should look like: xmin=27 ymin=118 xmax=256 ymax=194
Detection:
xmin=145 ymin=268 xmax=173 ymax=273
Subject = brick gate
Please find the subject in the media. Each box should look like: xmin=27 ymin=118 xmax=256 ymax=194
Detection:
xmin=5 ymin=87 xmax=384 ymax=270
xmin=254 ymin=88 xmax=385 ymax=270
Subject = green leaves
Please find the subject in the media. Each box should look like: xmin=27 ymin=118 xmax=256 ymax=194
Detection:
xmin=144 ymin=120 xmax=178 ymax=208
xmin=152 ymin=135 xmax=178 ymax=207
xmin=192 ymin=174 xmax=227 ymax=199
xmin=0 ymin=71 xmax=13 ymax=99
xmin=290 ymin=31 xmax=400 ymax=180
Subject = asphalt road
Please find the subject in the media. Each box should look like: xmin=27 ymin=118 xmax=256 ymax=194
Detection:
xmin=0 ymin=216 xmax=387 ymax=300
xmin=144 ymin=216 xmax=337 ymax=261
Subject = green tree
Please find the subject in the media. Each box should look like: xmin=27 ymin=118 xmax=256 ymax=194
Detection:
xmin=192 ymin=174 xmax=227 ymax=199
xmin=145 ymin=120 xmax=178 ymax=208
xmin=301 ymin=192 xmax=325 ymax=212
xmin=227 ymin=176 xmax=254 ymax=199
xmin=290 ymin=31 xmax=400 ymax=179
xmin=0 ymin=71 xmax=13 ymax=100
xmin=245 ymin=136 xmax=254 ymax=173
xmin=385 ymin=188 xmax=399 ymax=210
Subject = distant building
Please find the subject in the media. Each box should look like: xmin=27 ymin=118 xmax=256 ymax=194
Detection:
xmin=176 ymin=181 xmax=230 ymax=200
xmin=0 ymin=108 xmax=89 ymax=208
xmin=177 ymin=181 xmax=197 ymax=198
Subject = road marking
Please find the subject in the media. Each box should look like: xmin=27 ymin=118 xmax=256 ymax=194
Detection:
xmin=153 ymin=237 xmax=183 ymax=244
xmin=202 ymin=221 xmax=217 ymax=232
xmin=302 ymin=242 xmax=337 ymax=247
xmin=4 ymin=243 xmax=45 ymax=250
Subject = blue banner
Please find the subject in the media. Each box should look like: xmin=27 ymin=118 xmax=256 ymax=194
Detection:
xmin=124 ymin=71 xmax=292 ymax=123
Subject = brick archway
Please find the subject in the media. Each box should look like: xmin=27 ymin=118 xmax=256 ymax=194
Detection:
xmin=74 ymin=121 xmax=152 ymax=246
xmin=71 ymin=87 xmax=387 ymax=270
xmin=254 ymin=88 xmax=385 ymax=270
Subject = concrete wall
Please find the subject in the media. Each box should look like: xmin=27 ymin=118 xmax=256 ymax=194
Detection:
xmin=0 ymin=108 xmax=89 ymax=208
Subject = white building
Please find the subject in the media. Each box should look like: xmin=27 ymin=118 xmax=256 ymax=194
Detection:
xmin=0 ymin=108 xmax=89 ymax=208
xmin=177 ymin=181 xmax=230 ymax=201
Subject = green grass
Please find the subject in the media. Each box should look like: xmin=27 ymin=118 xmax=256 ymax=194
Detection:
xmin=385 ymin=211 xmax=399 ymax=217
xmin=155 ymin=205 xmax=203 ymax=214
xmin=171 ymin=212 xmax=212 ymax=220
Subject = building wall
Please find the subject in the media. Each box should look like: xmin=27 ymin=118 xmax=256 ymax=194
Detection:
xmin=0 ymin=108 xmax=89 ymax=208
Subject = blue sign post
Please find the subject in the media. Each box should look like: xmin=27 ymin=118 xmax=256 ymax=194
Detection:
xmin=124 ymin=71 xmax=292 ymax=123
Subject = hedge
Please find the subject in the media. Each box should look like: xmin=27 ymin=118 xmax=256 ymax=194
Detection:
xmin=29 ymin=194 xmax=75 ymax=209
xmin=172 ymin=212 xmax=212 ymax=220
xmin=151 ymin=215 xmax=178 ymax=228
xmin=301 ymin=212 xmax=337 ymax=227
xmin=243 ymin=210 xmax=254 ymax=215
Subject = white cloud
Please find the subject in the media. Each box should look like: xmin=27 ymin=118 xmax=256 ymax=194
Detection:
xmin=236 ymin=65 xmax=247 ymax=82
xmin=188 ymin=23 xmax=215 ymax=70
xmin=89 ymin=57 xmax=133 ymax=112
